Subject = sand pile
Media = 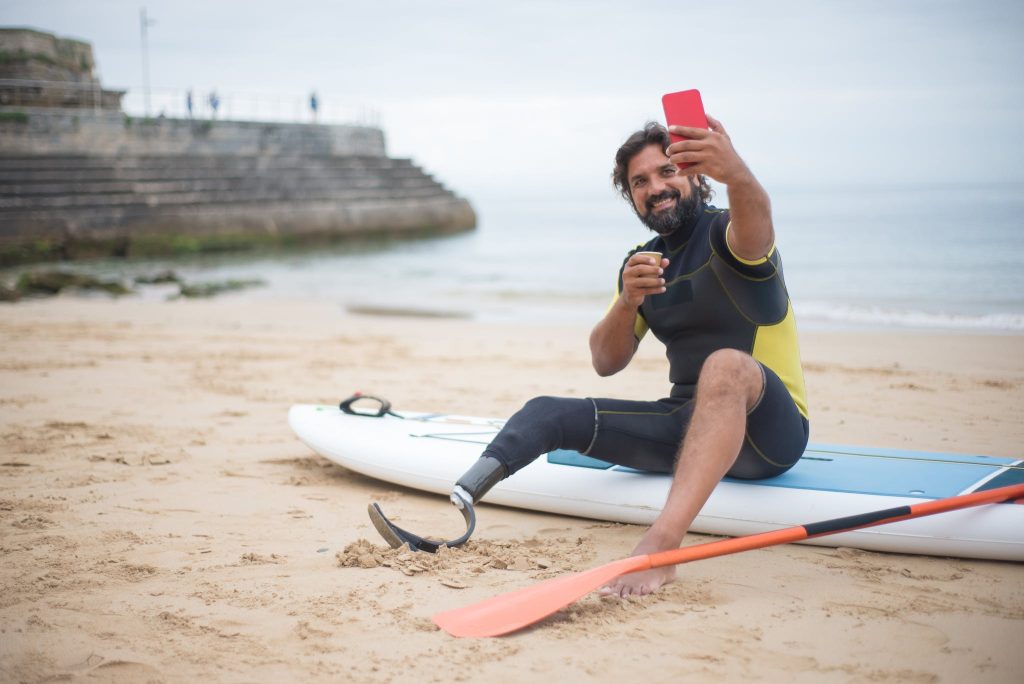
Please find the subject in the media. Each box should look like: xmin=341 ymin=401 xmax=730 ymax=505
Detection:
xmin=338 ymin=536 xmax=593 ymax=587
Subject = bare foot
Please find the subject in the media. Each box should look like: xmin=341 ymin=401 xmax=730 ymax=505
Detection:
xmin=599 ymin=528 xmax=678 ymax=598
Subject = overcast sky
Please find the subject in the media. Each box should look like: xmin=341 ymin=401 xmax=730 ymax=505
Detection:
xmin=3 ymin=1 xmax=1022 ymax=200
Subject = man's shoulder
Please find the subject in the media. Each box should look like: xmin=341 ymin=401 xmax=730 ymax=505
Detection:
xmin=697 ymin=205 xmax=731 ymax=241
xmin=702 ymin=204 xmax=730 ymax=223
xmin=629 ymin=235 xmax=664 ymax=255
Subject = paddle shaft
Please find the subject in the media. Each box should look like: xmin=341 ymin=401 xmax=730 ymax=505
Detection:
xmin=647 ymin=482 xmax=1024 ymax=569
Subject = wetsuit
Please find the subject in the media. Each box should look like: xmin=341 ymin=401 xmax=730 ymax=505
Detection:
xmin=479 ymin=204 xmax=809 ymax=482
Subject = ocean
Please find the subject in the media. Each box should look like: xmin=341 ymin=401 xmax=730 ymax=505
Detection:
xmin=10 ymin=182 xmax=1024 ymax=332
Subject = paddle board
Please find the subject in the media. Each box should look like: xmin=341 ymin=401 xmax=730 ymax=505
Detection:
xmin=288 ymin=404 xmax=1024 ymax=561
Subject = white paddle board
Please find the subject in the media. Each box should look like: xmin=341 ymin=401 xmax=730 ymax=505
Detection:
xmin=288 ymin=404 xmax=1024 ymax=561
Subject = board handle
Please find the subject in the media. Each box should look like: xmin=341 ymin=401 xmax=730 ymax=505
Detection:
xmin=339 ymin=393 xmax=400 ymax=418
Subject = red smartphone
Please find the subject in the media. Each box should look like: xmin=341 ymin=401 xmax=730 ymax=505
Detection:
xmin=661 ymin=89 xmax=708 ymax=168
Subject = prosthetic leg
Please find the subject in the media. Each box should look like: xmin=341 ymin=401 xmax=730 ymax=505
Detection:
xmin=368 ymin=456 xmax=507 ymax=552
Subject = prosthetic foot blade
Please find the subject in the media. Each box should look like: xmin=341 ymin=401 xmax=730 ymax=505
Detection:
xmin=368 ymin=503 xmax=408 ymax=549
xmin=367 ymin=502 xmax=441 ymax=552
xmin=366 ymin=500 xmax=476 ymax=553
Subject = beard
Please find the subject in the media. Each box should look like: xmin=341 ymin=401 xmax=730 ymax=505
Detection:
xmin=638 ymin=188 xmax=703 ymax=236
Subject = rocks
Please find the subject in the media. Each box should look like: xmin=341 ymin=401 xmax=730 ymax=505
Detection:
xmin=174 ymin=279 xmax=264 ymax=299
xmin=123 ymin=268 xmax=266 ymax=300
xmin=10 ymin=269 xmax=132 ymax=298
xmin=0 ymin=268 xmax=264 ymax=302
xmin=133 ymin=270 xmax=181 ymax=285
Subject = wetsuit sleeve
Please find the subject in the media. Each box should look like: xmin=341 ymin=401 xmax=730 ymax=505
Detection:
xmin=708 ymin=211 xmax=790 ymax=326
xmin=611 ymin=250 xmax=649 ymax=340
xmin=710 ymin=212 xmax=778 ymax=279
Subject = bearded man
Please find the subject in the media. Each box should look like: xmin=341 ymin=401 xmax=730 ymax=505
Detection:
xmin=379 ymin=116 xmax=809 ymax=597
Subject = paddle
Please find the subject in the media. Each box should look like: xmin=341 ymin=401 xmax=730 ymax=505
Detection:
xmin=432 ymin=482 xmax=1024 ymax=638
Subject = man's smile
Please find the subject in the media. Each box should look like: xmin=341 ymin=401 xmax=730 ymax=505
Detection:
xmin=651 ymin=197 xmax=675 ymax=213
xmin=646 ymin=189 xmax=681 ymax=215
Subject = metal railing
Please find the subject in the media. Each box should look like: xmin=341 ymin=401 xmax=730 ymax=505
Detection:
xmin=0 ymin=78 xmax=381 ymax=126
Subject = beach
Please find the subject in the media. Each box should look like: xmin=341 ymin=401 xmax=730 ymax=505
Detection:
xmin=1 ymin=295 xmax=1022 ymax=683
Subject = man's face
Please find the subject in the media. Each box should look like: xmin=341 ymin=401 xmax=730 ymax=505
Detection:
xmin=626 ymin=144 xmax=701 ymax=235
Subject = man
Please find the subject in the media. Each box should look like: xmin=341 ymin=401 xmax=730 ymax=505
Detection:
xmin=376 ymin=115 xmax=809 ymax=597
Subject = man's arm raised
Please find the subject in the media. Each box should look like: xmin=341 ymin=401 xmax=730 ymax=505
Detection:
xmin=589 ymin=253 xmax=667 ymax=376
xmin=667 ymin=114 xmax=773 ymax=262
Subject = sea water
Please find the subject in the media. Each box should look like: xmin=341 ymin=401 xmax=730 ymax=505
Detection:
xmin=12 ymin=182 xmax=1023 ymax=332
xmin=774 ymin=182 xmax=1024 ymax=331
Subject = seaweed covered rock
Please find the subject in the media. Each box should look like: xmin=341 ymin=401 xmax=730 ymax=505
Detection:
xmin=15 ymin=270 xmax=132 ymax=296
xmin=133 ymin=270 xmax=182 ymax=285
xmin=175 ymin=279 xmax=264 ymax=299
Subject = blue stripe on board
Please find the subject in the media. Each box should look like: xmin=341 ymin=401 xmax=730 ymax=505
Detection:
xmin=741 ymin=455 xmax=990 ymax=499
xmin=547 ymin=449 xmax=613 ymax=469
xmin=806 ymin=443 xmax=1018 ymax=466
xmin=546 ymin=444 xmax=1016 ymax=499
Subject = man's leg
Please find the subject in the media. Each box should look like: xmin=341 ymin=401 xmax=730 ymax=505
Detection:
xmin=446 ymin=396 xmax=598 ymax=511
xmin=601 ymin=348 xmax=764 ymax=597
xmin=371 ymin=396 xmax=597 ymax=549
xmin=452 ymin=393 xmax=688 ymax=515
xmin=479 ymin=396 xmax=597 ymax=476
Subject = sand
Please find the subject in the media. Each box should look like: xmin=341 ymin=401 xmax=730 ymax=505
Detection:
xmin=0 ymin=296 xmax=1022 ymax=683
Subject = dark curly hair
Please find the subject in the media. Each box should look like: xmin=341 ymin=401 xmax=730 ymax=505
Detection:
xmin=611 ymin=121 xmax=713 ymax=208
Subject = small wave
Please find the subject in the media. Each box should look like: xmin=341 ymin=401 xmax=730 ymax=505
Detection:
xmin=794 ymin=302 xmax=1024 ymax=332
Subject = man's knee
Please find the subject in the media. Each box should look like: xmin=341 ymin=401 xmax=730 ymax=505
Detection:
xmin=517 ymin=395 xmax=592 ymax=432
xmin=697 ymin=349 xmax=762 ymax=404
xmin=700 ymin=348 xmax=758 ymax=379
xmin=488 ymin=395 xmax=594 ymax=474
xmin=521 ymin=395 xmax=567 ymax=416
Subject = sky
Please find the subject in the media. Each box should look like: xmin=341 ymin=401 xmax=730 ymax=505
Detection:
xmin=2 ymin=0 xmax=1023 ymax=201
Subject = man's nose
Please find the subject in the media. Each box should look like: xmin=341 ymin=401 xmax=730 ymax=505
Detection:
xmin=648 ymin=175 xmax=669 ymax=197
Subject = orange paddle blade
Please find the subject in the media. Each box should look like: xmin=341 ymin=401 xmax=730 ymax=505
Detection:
xmin=433 ymin=483 xmax=1024 ymax=638
xmin=432 ymin=555 xmax=649 ymax=638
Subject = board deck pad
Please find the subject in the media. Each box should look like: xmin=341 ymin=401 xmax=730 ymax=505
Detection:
xmin=548 ymin=447 xmax=1022 ymax=500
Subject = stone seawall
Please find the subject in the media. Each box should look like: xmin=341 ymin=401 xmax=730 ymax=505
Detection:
xmin=0 ymin=109 xmax=386 ymax=156
xmin=0 ymin=111 xmax=475 ymax=265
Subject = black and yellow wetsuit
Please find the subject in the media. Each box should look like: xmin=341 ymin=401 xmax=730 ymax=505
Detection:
xmin=629 ymin=204 xmax=807 ymax=417
xmin=480 ymin=204 xmax=809 ymax=480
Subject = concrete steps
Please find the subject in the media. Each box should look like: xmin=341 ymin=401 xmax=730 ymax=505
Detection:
xmin=0 ymin=152 xmax=475 ymax=264
xmin=0 ymin=153 xmax=452 ymax=207
xmin=0 ymin=176 xmax=445 ymax=199
xmin=0 ymin=185 xmax=451 ymax=210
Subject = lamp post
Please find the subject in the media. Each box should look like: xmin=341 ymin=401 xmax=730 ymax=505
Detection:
xmin=140 ymin=7 xmax=156 ymax=117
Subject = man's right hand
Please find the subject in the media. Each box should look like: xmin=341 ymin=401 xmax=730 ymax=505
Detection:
xmin=618 ymin=253 xmax=669 ymax=309
xmin=590 ymin=252 xmax=669 ymax=376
